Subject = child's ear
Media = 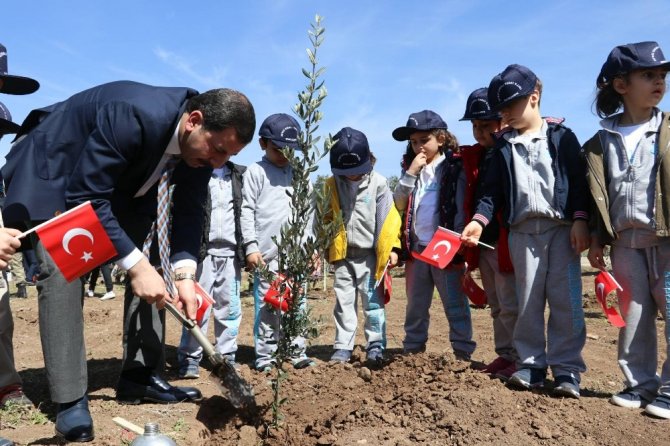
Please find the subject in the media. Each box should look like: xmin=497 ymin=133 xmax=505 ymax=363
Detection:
xmin=612 ymin=77 xmax=628 ymax=95
xmin=259 ymin=137 xmax=267 ymax=150
xmin=436 ymin=132 xmax=447 ymax=146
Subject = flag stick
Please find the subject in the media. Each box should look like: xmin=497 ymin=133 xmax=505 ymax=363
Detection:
xmin=605 ymin=271 xmax=624 ymax=291
xmin=374 ymin=260 xmax=391 ymax=289
xmin=16 ymin=201 xmax=92 ymax=239
xmin=443 ymin=227 xmax=495 ymax=250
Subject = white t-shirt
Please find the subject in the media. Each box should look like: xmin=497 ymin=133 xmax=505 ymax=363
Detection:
xmin=616 ymin=122 xmax=647 ymax=163
xmin=414 ymin=154 xmax=444 ymax=245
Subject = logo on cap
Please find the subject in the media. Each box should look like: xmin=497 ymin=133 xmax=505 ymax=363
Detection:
xmin=651 ymin=45 xmax=661 ymax=62
xmin=497 ymin=81 xmax=523 ymax=102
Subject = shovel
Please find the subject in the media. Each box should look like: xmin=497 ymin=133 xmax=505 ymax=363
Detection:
xmin=164 ymin=302 xmax=256 ymax=410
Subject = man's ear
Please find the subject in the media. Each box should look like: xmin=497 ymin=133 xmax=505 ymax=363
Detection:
xmin=184 ymin=110 xmax=204 ymax=132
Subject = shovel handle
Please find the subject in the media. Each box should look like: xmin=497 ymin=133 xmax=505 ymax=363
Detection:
xmin=164 ymin=302 xmax=216 ymax=357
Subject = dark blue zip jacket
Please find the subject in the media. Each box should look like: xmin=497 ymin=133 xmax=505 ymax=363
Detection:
xmin=472 ymin=119 xmax=589 ymax=228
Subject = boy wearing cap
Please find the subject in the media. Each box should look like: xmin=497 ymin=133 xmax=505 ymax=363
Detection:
xmin=325 ymin=127 xmax=401 ymax=366
xmin=241 ymin=113 xmax=315 ymax=371
xmin=392 ymin=110 xmax=476 ymax=360
xmin=462 ymin=65 xmax=589 ymax=398
xmin=459 ymin=88 xmax=518 ymax=381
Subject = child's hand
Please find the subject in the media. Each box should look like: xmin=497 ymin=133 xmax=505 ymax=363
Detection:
xmin=460 ymin=221 xmax=483 ymax=247
xmin=245 ymin=252 xmax=265 ymax=270
xmin=570 ymin=220 xmax=590 ymax=254
xmin=388 ymin=251 xmax=399 ymax=267
xmin=587 ymin=237 xmax=607 ymax=270
xmin=407 ymin=152 xmax=427 ymax=176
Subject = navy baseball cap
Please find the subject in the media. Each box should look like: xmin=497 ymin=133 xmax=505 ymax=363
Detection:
xmin=392 ymin=110 xmax=448 ymax=141
xmin=0 ymin=43 xmax=39 ymax=95
xmin=258 ymin=113 xmax=301 ymax=150
xmin=598 ymin=41 xmax=670 ymax=85
xmin=330 ymin=127 xmax=372 ymax=176
xmin=487 ymin=64 xmax=538 ymax=110
xmin=0 ymin=101 xmax=20 ymax=136
xmin=460 ymin=88 xmax=500 ymax=121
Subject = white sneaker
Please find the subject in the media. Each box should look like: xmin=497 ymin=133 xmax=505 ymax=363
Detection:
xmin=100 ymin=291 xmax=116 ymax=301
xmin=86 ymin=290 xmax=95 ymax=298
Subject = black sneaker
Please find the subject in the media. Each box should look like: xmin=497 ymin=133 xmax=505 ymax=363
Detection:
xmin=507 ymin=367 xmax=546 ymax=390
xmin=553 ymin=375 xmax=580 ymax=399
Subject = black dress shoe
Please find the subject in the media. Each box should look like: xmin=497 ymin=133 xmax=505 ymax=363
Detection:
xmin=55 ymin=395 xmax=95 ymax=442
xmin=116 ymin=373 xmax=202 ymax=404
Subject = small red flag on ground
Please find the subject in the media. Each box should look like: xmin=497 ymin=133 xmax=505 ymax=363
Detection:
xmin=594 ymin=271 xmax=625 ymax=328
xmin=194 ymin=281 xmax=215 ymax=324
xmin=462 ymin=270 xmax=487 ymax=307
xmin=411 ymin=226 xmax=462 ymax=269
xmin=34 ymin=202 xmax=117 ymax=282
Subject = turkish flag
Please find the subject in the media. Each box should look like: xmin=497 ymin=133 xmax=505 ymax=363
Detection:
xmin=594 ymin=271 xmax=625 ymax=328
xmin=411 ymin=226 xmax=462 ymax=269
xmin=34 ymin=202 xmax=117 ymax=282
xmin=376 ymin=269 xmax=393 ymax=304
xmin=263 ymin=274 xmax=292 ymax=312
xmin=194 ymin=281 xmax=215 ymax=325
xmin=462 ymin=270 xmax=487 ymax=307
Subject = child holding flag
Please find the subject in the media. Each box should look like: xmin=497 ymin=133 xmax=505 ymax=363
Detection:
xmin=459 ymin=88 xmax=518 ymax=380
xmin=392 ymin=110 xmax=476 ymax=360
xmin=584 ymin=41 xmax=670 ymax=417
xmin=325 ymin=127 xmax=401 ymax=366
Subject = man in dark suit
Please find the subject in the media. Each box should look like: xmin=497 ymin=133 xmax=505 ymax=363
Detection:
xmin=1 ymin=80 xmax=256 ymax=443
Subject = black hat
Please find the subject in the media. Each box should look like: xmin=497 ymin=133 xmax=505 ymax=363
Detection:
xmin=598 ymin=41 xmax=670 ymax=85
xmin=487 ymin=64 xmax=538 ymax=110
xmin=258 ymin=113 xmax=301 ymax=150
xmin=392 ymin=110 xmax=448 ymax=141
xmin=0 ymin=101 xmax=20 ymax=136
xmin=460 ymin=87 xmax=500 ymax=121
xmin=0 ymin=43 xmax=40 ymax=95
xmin=330 ymin=127 xmax=372 ymax=176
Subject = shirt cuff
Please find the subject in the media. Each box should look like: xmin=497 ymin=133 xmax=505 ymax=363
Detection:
xmin=172 ymin=259 xmax=197 ymax=270
xmin=116 ymin=248 xmax=144 ymax=271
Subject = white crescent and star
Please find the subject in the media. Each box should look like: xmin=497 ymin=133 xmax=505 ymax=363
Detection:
xmin=431 ymin=240 xmax=452 ymax=260
xmin=62 ymin=227 xmax=95 ymax=262
xmin=596 ymin=283 xmax=606 ymax=301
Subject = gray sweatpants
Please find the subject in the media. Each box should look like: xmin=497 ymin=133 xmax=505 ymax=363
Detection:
xmin=332 ymin=250 xmax=385 ymax=351
xmin=611 ymin=241 xmax=670 ymax=400
xmin=479 ymin=247 xmax=518 ymax=362
xmin=0 ymin=274 xmax=21 ymax=388
xmin=509 ymin=224 xmax=586 ymax=379
xmin=178 ymin=255 xmax=241 ymax=366
xmin=403 ymin=259 xmax=475 ymax=355
xmin=253 ymin=260 xmax=307 ymax=369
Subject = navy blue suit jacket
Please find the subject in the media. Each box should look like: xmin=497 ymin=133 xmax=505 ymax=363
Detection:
xmin=1 ymin=80 xmax=212 ymax=263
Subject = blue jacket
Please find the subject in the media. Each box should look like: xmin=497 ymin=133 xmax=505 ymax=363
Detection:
xmin=472 ymin=119 xmax=589 ymax=228
xmin=1 ymin=80 xmax=212 ymax=262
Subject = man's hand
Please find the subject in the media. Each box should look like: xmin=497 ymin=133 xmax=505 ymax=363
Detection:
xmin=174 ymin=273 xmax=197 ymax=320
xmin=570 ymin=220 xmax=590 ymax=254
xmin=460 ymin=221 xmax=484 ymax=247
xmin=127 ymin=257 xmax=170 ymax=307
xmin=246 ymin=252 xmax=264 ymax=270
xmin=0 ymin=228 xmax=22 ymax=270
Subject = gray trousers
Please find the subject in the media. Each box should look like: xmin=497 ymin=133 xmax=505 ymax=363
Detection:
xmin=0 ymin=274 xmax=21 ymax=388
xmin=252 ymin=259 xmax=307 ymax=369
xmin=35 ymin=236 xmax=163 ymax=403
xmin=611 ymin=242 xmax=670 ymax=400
xmin=332 ymin=251 xmax=385 ymax=351
xmin=479 ymin=247 xmax=518 ymax=362
xmin=178 ymin=255 xmax=241 ymax=365
xmin=403 ymin=259 xmax=476 ymax=355
xmin=509 ymin=224 xmax=586 ymax=378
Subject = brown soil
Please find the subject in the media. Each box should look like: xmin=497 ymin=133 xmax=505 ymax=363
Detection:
xmin=2 ymin=261 xmax=669 ymax=445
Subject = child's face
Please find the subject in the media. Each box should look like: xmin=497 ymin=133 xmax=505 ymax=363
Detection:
xmin=616 ymin=68 xmax=667 ymax=111
xmin=259 ymin=138 xmax=289 ymax=167
xmin=409 ymin=131 xmax=444 ymax=164
xmin=471 ymin=119 xmax=501 ymax=148
xmin=498 ymin=90 xmax=540 ymax=133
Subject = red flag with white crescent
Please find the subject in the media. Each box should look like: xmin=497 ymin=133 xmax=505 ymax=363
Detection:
xmin=462 ymin=270 xmax=487 ymax=306
xmin=594 ymin=271 xmax=625 ymax=328
xmin=411 ymin=226 xmax=462 ymax=269
xmin=263 ymin=274 xmax=291 ymax=312
xmin=35 ymin=202 xmax=117 ymax=282
xmin=194 ymin=281 xmax=215 ymax=324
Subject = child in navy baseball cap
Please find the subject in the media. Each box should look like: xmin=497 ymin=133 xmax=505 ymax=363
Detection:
xmin=486 ymin=64 xmax=543 ymax=135
xmin=325 ymin=126 xmax=400 ymax=366
xmin=585 ymin=40 xmax=670 ymax=418
xmin=458 ymin=87 xmax=516 ymax=379
xmin=257 ymin=113 xmax=301 ymax=168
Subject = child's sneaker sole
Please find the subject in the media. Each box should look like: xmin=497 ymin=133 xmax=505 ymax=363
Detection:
xmin=644 ymin=396 xmax=670 ymax=418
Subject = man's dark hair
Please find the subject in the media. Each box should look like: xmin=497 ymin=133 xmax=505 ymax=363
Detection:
xmin=186 ymin=88 xmax=256 ymax=144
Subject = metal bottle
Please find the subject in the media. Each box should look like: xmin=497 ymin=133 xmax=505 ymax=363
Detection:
xmin=129 ymin=423 xmax=177 ymax=446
